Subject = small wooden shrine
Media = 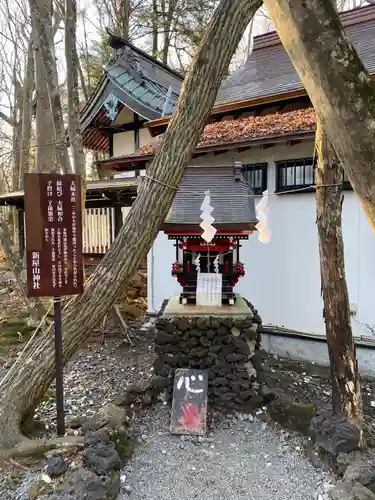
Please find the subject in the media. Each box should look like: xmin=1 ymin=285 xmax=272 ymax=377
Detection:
xmin=162 ymin=162 xmax=257 ymax=305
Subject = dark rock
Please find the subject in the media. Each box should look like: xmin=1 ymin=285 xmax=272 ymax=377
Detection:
xmin=209 ymin=345 xmax=222 ymax=354
xmin=226 ymin=353 xmax=247 ymax=363
xmin=164 ymin=344 xmax=180 ymax=354
xmin=206 ymin=329 xmax=216 ymax=340
xmin=46 ymin=455 xmax=69 ymax=478
xmin=251 ymin=349 xmax=267 ymax=373
xmin=220 ymin=392 xmax=237 ymax=402
xmin=190 ymin=329 xmax=202 ymax=338
xmin=153 ymin=358 xmax=170 ymax=377
xmin=253 ymin=314 xmax=262 ymax=324
xmin=83 ymin=404 xmax=128 ymax=432
xmin=211 ymin=377 xmax=227 ymax=387
xmin=84 ymin=442 xmax=121 ymax=475
xmin=268 ymin=395 xmax=315 ymax=435
xmin=107 ymin=426 xmax=134 ymax=462
xmin=154 ymin=345 xmax=164 ymax=355
xmin=56 ymin=468 xmax=120 ymax=500
xmin=190 ymin=347 xmax=208 ymax=358
xmin=163 ymin=322 xmax=177 ymax=333
xmin=186 ymin=337 xmax=199 ymax=348
xmin=84 ymin=429 xmax=111 ymax=447
xmin=155 ymin=330 xmax=177 ymax=345
xmin=176 ymin=318 xmax=190 ymax=331
xmin=221 ymin=345 xmax=234 ymax=356
xmin=260 ymin=385 xmax=284 ymax=401
xmin=310 ymin=413 xmax=361 ymax=455
xmin=234 ymin=339 xmax=250 ymax=355
xmin=142 ymin=391 xmax=153 ymax=405
xmin=196 ymin=317 xmax=209 ymax=330
xmin=329 ymin=481 xmax=375 ymax=499
xmin=199 ymin=336 xmax=211 ymax=347
xmin=241 ymin=389 xmax=255 ymax=400
xmin=209 ymin=318 xmax=220 ymax=329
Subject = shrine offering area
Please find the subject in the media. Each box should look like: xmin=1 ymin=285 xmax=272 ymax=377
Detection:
xmin=154 ymin=295 xmax=262 ymax=408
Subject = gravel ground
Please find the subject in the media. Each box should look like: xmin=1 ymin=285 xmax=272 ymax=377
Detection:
xmin=121 ymin=405 xmax=334 ymax=500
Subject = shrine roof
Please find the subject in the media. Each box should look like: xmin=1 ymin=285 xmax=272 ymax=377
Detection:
xmin=99 ymin=108 xmax=316 ymax=170
xmin=80 ymin=30 xmax=182 ymax=151
xmin=163 ymin=165 xmax=257 ymax=228
xmin=215 ymin=5 xmax=375 ymax=105
xmin=146 ymin=4 xmax=375 ymax=133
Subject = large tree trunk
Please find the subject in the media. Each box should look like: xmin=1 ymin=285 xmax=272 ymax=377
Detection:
xmin=0 ymin=0 xmax=261 ymax=451
xmin=30 ymin=0 xmax=72 ymax=175
xmin=33 ymin=0 xmax=56 ymax=174
xmin=264 ymin=0 xmax=375 ymax=230
xmin=315 ymin=120 xmax=363 ymax=433
xmin=64 ymin=0 xmax=85 ymax=177
xmin=19 ymin=36 xmax=35 ymax=183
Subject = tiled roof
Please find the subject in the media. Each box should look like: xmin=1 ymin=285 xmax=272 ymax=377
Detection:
xmin=136 ymin=108 xmax=316 ymax=156
xmin=217 ymin=8 xmax=375 ymax=104
xmin=165 ymin=166 xmax=256 ymax=226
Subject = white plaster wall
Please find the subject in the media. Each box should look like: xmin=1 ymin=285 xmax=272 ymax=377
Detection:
xmin=113 ymin=127 xmax=153 ymax=156
xmin=147 ymin=140 xmax=375 ymax=338
xmin=113 ymin=131 xmax=134 ymax=156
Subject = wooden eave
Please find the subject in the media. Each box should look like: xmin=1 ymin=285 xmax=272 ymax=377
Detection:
xmin=98 ymin=129 xmax=315 ymax=171
xmin=161 ymin=223 xmax=256 ymax=233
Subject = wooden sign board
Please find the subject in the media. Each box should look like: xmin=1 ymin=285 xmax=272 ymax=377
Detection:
xmin=170 ymin=368 xmax=208 ymax=436
xmin=24 ymin=173 xmax=84 ymax=297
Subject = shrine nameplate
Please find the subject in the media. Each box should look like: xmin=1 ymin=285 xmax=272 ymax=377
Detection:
xmin=24 ymin=173 xmax=84 ymax=297
xmin=170 ymin=368 xmax=208 ymax=436
xmin=196 ymin=272 xmax=222 ymax=307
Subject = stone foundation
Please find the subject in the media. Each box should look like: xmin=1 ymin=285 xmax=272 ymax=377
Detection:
xmin=154 ymin=296 xmax=262 ymax=409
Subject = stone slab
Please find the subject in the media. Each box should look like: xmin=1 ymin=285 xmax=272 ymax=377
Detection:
xmin=162 ymin=294 xmax=252 ymax=317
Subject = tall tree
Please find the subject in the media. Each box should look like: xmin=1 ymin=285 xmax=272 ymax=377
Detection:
xmin=33 ymin=0 xmax=56 ymax=173
xmin=64 ymin=0 xmax=85 ymax=177
xmin=315 ymin=120 xmax=363 ymax=434
xmin=29 ymin=0 xmax=72 ymax=175
xmin=0 ymin=0 xmax=261 ymax=453
xmin=264 ymin=0 xmax=375 ymax=230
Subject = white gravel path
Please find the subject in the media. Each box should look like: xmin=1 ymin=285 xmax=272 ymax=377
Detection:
xmin=120 ymin=406 xmax=332 ymax=500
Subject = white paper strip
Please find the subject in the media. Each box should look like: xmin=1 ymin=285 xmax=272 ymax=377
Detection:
xmin=196 ymin=273 xmax=222 ymax=306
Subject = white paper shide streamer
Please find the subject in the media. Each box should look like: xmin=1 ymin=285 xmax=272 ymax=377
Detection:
xmin=255 ymin=189 xmax=271 ymax=244
xmin=213 ymin=254 xmax=219 ymax=274
xmin=200 ymin=190 xmax=216 ymax=242
xmin=194 ymin=253 xmax=201 ymax=273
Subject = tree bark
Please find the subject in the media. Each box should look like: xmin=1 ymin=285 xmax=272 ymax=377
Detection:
xmin=32 ymin=0 xmax=56 ymax=174
xmin=64 ymin=0 xmax=85 ymax=177
xmin=315 ymin=120 xmax=363 ymax=432
xmin=0 ymin=0 xmax=261 ymax=450
xmin=152 ymin=0 xmax=159 ymax=57
xmin=19 ymin=36 xmax=35 ymax=183
xmin=264 ymin=0 xmax=375 ymax=230
xmin=29 ymin=0 xmax=72 ymax=175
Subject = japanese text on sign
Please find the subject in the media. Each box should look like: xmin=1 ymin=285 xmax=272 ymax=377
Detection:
xmin=24 ymin=173 xmax=84 ymax=297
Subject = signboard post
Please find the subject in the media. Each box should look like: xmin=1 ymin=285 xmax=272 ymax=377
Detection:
xmin=24 ymin=173 xmax=84 ymax=436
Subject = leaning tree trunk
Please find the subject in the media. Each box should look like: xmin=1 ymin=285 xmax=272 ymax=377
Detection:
xmin=315 ymin=120 xmax=363 ymax=434
xmin=0 ymin=0 xmax=261 ymax=451
xmin=264 ymin=0 xmax=375 ymax=231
